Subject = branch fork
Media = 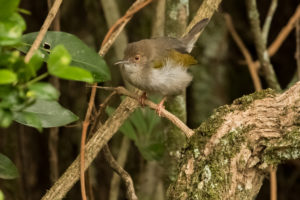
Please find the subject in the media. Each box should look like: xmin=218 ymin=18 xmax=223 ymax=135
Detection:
xmin=96 ymin=86 xmax=195 ymax=138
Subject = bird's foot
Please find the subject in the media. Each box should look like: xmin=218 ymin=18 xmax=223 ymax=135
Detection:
xmin=139 ymin=92 xmax=147 ymax=107
xmin=156 ymin=97 xmax=167 ymax=117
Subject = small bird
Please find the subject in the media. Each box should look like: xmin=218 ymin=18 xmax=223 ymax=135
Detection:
xmin=115 ymin=18 xmax=209 ymax=115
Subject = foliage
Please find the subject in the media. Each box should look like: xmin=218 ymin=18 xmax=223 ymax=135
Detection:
xmin=0 ymin=0 xmax=110 ymax=130
xmin=106 ymin=106 xmax=164 ymax=161
xmin=0 ymin=153 xmax=18 ymax=180
xmin=0 ymin=0 xmax=111 ymax=182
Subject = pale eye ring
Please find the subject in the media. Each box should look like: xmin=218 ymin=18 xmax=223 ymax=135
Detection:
xmin=134 ymin=55 xmax=141 ymax=61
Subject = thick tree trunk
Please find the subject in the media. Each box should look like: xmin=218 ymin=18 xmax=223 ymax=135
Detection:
xmin=167 ymin=82 xmax=300 ymax=200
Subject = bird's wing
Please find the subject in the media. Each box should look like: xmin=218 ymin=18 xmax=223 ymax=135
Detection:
xmin=168 ymin=49 xmax=198 ymax=67
xmin=152 ymin=50 xmax=197 ymax=68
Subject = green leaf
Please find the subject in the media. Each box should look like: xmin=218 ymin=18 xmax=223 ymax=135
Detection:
xmin=0 ymin=153 xmax=19 ymax=179
xmin=0 ymin=109 xmax=13 ymax=128
xmin=145 ymin=108 xmax=160 ymax=134
xmin=0 ymin=69 xmax=17 ymax=84
xmin=0 ymin=51 xmax=20 ymax=67
xmin=20 ymin=32 xmax=110 ymax=82
xmin=0 ymin=190 xmax=4 ymax=200
xmin=47 ymin=45 xmax=94 ymax=83
xmin=0 ymin=88 xmax=19 ymax=109
xmin=129 ymin=108 xmax=148 ymax=134
xmin=27 ymin=50 xmax=44 ymax=76
xmin=13 ymin=99 xmax=78 ymax=128
xmin=13 ymin=111 xmax=42 ymax=131
xmin=106 ymin=107 xmax=137 ymax=141
xmin=119 ymin=120 xmax=138 ymax=142
xmin=28 ymin=82 xmax=59 ymax=100
xmin=0 ymin=13 xmax=26 ymax=46
xmin=0 ymin=0 xmax=20 ymax=19
xmin=0 ymin=85 xmax=12 ymax=98
xmin=137 ymin=143 xmax=164 ymax=161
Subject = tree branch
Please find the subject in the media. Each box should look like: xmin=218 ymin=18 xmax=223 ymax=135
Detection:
xmin=96 ymin=86 xmax=194 ymax=138
xmin=24 ymin=0 xmax=63 ymax=63
xmin=252 ymin=5 xmax=300 ymax=70
xmin=224 ymin=13 xmax=262 ymax=91
xmin=246 ymin=0 xmax=281 ymax=90
xmin=79 ymin=1 xmax=153 ymax=199
xmin=168 ymin=82 xmax=300 ymax=200
xmin=41 ymin=98 xmax=139 ymax=200
xmin=103 ymin=144 xmax=137 ymax=200
xmin=262 ymin=0 xmax=277 ymax=42
xmin=296 ymin=16 xmax=300 ymax=79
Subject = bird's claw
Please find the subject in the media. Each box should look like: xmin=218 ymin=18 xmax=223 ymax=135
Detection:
xmin=155 ymin=103 xmax=165 ymax=117
xmin=155 ymin=97 xmax=167 ymax=117
xmin=139 ymin=92 xmax=147 ymax=107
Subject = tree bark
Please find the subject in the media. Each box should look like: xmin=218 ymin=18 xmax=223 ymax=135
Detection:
xmin=167 ymin=82 xmax=300 ymax=200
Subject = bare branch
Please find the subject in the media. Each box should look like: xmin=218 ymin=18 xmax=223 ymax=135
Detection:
xmin=95 ymin=86 xmax=195 ymax=138
xmin=24 ymin=0 xmax=63 ymax=63
xmin=270 ymin=165 xmax=277 ymax=200
xmin=103 ymin=144 xmax=137 ymax=200
xmin=108 ymin=136 xmax=131 ymax=200
xmin=296 ymin=17 xmax=300 ymax=79
xmin=246 ymin=0 xmax=281 ymax=90
xmin=262 ymin=0 xmax=278 ymax=42
xmin=80 ymin=1 xmax=153 ymax=199
xmin=41 ymin=98 xmax=139 ymax=200
xmin=253 ymin=5 xmax=300 ymax=70
xmin=224 ymin=14 xmax=262 ymax=91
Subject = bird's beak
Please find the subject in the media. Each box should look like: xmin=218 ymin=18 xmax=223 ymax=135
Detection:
xmin=114 ymin=60 xmax=130 ymax=65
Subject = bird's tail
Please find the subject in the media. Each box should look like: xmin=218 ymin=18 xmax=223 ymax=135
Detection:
xmin=180 ymin=18 xmax=209 ymax=53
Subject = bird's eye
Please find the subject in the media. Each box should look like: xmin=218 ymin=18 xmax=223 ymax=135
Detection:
xmin=134 ymin=55 xmax=141 ymax=61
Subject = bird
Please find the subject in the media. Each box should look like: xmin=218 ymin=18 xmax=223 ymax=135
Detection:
xmin=115 ymin=18 xmax=209 ymax=116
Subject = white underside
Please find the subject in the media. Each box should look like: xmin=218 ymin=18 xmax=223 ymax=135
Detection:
xmin=124 ymin=59 xmax=193 ymax=96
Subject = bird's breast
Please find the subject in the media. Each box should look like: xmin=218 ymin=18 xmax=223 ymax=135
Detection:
xmin=123 ymin=59 xmax=193 ymax=96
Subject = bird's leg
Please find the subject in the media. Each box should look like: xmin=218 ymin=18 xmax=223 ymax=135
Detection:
xmin=156 ymin=97 xmax=167 ymax=117
xmin=138 ymin=92 xmax=147 ymax=107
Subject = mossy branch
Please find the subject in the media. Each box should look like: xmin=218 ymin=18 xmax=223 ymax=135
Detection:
xmin=167 ymin=82 xmax=300 ymax=200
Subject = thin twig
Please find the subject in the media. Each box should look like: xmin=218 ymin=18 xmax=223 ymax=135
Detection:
xmin=86 ymin=169 xmax=95 ymax=200
xmin=246 ymin=0 xmax=281 ymax=90
xmin=224 ymin=14 xmax=262 ymax=91
xmin=108 ymin=136 xmax=131 ymax=200
xmin=103 ymin=144 xmax=138 ymax=200
xmin=270 ymin=165 xmax=277 ymax=200
xmin=95 ymin=86 xmax=195 ymax=138
xmin=100 ymin=0 xmax=128 ymax=59
xmin=100 ymin=0 xmax=153 ymax=50
xmin=80 ymin=84 xmax=97 ymax=200
xmin=97 ymin=91 xmax=117 ymax=117
xmin=262 ymin=0 xmax=277 ymax=43
xmin=296 ymin=17 xmax=300 ymax=79
xmin=184 ymin=0 xmax=222 ymax=36
xmin=268 ymin=5 xmax=300 ymax=58
xmin=24 ymin=0 xmax=63 ymax=63
xmin=47 ymin=0 xmax=61 ymax=184
xmin=253 ymin=5 xmax=300 ymax=69
xmin=79 ymin=1 xmax=154 ymax=199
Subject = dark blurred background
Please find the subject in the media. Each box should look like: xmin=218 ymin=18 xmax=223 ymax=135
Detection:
xmin=0 ymin=0 xmax=299 ymax=199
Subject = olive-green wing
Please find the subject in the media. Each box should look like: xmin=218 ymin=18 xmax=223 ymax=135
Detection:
xmin=152 ymin=49 xmax=197 ymax=69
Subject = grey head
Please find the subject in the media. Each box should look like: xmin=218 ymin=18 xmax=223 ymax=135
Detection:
xmin=115 ymin=40 xmax=152 ymax=66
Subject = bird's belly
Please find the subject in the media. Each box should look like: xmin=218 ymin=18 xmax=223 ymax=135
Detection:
xmin=124 ymin=63 xmax=192 ymax=96
xmin=146 ymin=65 xmax=193 ymax=96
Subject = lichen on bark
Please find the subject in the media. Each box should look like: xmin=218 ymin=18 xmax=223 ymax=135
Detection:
xmin=167 ymin=82 xmax=300 ymax=200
